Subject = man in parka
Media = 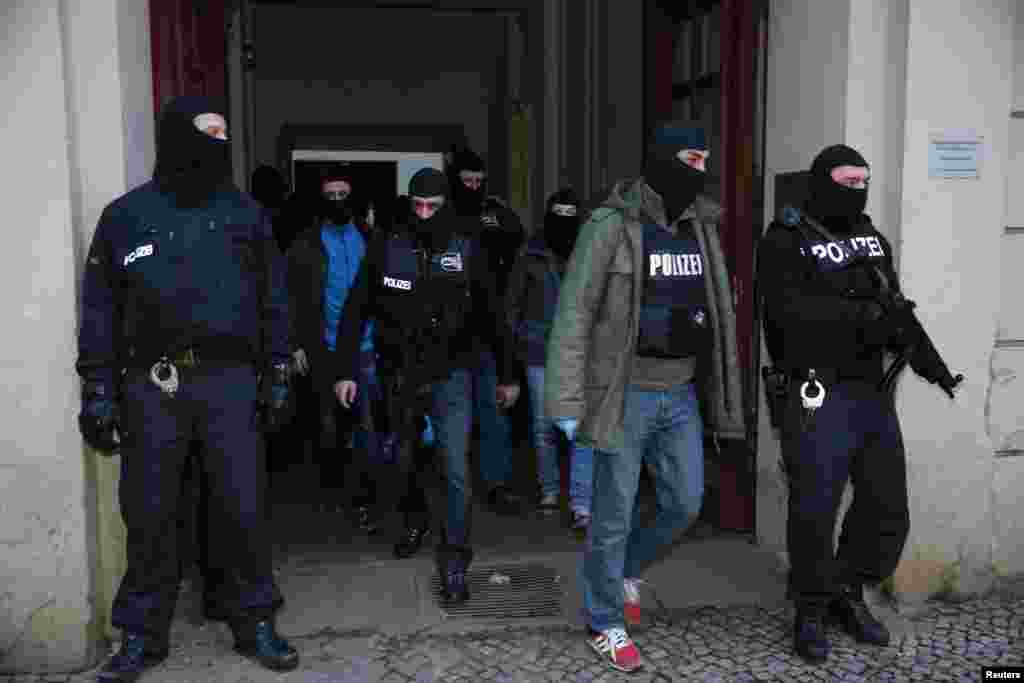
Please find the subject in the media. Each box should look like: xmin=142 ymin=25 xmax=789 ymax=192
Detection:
xmin=545 ymin=122 xmax=744 ymax=673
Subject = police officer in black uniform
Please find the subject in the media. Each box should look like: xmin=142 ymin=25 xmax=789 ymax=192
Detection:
xmin=77 ymin=96 xmax=297 ymax=681
xmin=334 ymin=167 xmax=520 ymax=605
xmin=758 ymin=144 xmax=963 ymax=663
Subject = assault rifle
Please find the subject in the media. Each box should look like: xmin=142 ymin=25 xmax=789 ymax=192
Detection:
xmin=788 ymin=207 xmax=963 ymax=398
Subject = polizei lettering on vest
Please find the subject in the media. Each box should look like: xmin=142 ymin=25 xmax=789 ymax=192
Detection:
xmin=123 ymin=243 xmax=154 ymax=266
xmin=649 ymin=253 xmax=703 ymax=277
xmin=383 ymin=276 xmax=412 ymax=291
xmin=801 ymin=235 xmax=885 ymax=262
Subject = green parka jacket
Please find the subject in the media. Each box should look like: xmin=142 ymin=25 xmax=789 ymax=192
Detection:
xmin=543 ymin=178 xmax=745 ymax=454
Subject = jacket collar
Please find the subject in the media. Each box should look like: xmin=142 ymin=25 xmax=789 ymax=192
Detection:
xmin=604 ymin=178 xmax=722 ymax=234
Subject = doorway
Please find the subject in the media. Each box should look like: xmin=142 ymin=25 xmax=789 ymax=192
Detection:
xmin=293 ymin=159 xmax=398 ymax=225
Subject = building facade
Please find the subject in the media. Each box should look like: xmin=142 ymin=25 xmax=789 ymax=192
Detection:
xmin=0 ymin=0 xmax=1021 ymax=674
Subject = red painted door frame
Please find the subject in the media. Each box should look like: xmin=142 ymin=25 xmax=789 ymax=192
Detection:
xmin=717 ymin=0 xmax=758 ymax=532
xmin=149 ymin=0 xmax=229 ymax=114
xmin=646 ymin=0 xmax=759 ymax=532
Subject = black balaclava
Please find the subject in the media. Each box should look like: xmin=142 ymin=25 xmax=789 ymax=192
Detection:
xmin=806 ymin=144 xmax=869 ymax=231
xmin=250 ymin=165 xmax=286 ymax=209
xmin=544 ymin=188 xmax=582 ymax=262
xmin=154 ymin=95 xmax=232 ymax=208
xmin=448 ymin=147 xmax=487 ymax=216
xmin=642 ymin=122 xmax=707 ymax=224
xmin=320 ymin=175 xmax=353 ymax=226
xmin=408 ymin=168 xmax=451 ymax=250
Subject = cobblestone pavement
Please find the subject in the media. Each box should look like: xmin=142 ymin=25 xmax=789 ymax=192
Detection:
xmin=4 ymin=594 xmax=1022 ymax=682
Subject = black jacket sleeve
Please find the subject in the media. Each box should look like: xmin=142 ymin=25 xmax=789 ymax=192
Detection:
xmin=758 ymin=222 xmax=870 ymax=331
xmin=76 ymin=205 xmax=120 ymax=388
xmin=333 ymin=232 xmax=380 ymax=385
xmin=503 ymin=244 xmax=531 ymax=359
xmin=472 ymin=240 xmax=521 ymax=386
xmin=259 ymin=209 xmax=291 ymax=366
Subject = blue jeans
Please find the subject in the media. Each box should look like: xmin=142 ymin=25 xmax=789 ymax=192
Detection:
xmin=397 ymin=369 xmax=475 ymax=547
xmin=582 ymin=382 xmax=704 ymax=632
xmin=349 ymin=350 xmax=385 ymax=505
xmin=526 ymin=365 xmax=593 ymax=513
xmin=431 ymin=369 xmax=476 ymax=546
xmin=473 ymin=347 xmax=513 ymax=488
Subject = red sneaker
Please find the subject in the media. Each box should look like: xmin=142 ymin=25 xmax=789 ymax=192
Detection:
xmin=587 ymin=626 xmax=643 ymax=673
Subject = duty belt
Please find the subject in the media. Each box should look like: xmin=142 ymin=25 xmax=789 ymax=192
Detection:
xmin=171 ymin=347 xmax=201 ymax=368
xmin=130 ymin=344 xmax=247 ymax=369
xmin=786 ymin=368 xmax=877 ymax=386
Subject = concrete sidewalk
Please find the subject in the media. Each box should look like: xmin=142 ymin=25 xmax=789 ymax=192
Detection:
xmin=4 ymin=533 xmax=1022 ymax=682
xmin=5 ymin=461 xmax=1022 ymax=682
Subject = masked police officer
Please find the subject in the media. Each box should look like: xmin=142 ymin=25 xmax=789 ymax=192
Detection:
xmin=759 ymin=144 xmax=963 ymax=663
xmin=77 ymin=96 xmax=297 ymax=681
xmin=334 ymin=167 xmax=520 ymax=605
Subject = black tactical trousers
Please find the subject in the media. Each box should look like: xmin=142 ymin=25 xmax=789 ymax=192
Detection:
xmin=780 ymin=379 xmax=910 ymax=606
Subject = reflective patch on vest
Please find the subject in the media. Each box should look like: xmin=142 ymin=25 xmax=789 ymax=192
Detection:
xmin=440 ymin=252 xmax=464 ymax=272
xmin=383 ymin=276 xmax=412 ymax=291
xmin=637 ymin=223 xmax=710 ymax=359
xmin=123 ymin=243 xmax=155 ymax=266
xmin=648 ymin=252 xmax=703 ymax=277
xmin=799 ymin=232 xmax=885 ymax=272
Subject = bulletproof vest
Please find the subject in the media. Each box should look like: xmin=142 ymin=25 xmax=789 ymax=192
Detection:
xmin=796 ymin=220 xmax=889 ymax=293
xmin=636 ymin=222 xmax=710 ymax=359
xmin=377 ymin=231 xmax=473 ymax=358
xmin=800 ymin=230 xmax=887 ymax=269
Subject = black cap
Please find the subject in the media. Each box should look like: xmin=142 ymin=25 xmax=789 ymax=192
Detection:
xmin=409 ymin=167 xmax=449 ymax=198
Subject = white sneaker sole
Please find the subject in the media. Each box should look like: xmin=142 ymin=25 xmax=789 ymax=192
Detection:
xmin=587 ymin=636 xmax=644 ymax=674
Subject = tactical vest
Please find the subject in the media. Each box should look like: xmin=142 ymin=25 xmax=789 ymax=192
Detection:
xmin=636 ymin=222 xmax=710 ymax=359
xmin=798 ymin=227 xmax=888 ymax=274
xmin=377 ymin=231 xmax=473 ymax=359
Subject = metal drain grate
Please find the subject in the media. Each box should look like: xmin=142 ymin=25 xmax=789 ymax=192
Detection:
xmin=431 ymin=562 xmax=563 ymax=619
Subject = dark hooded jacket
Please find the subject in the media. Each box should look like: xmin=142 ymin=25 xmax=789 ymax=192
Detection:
xmin=333 ymin=174 xmax=519 ymax=390
xmin=447 ymin=148 xmax=526 ymax=297
xmin=758 ymin=146 xmax=953 ymax=386
xmin=505 ymin=233 xmax=566 ymax=366
xmin=75 ymin=97 xmax=290 ymax=386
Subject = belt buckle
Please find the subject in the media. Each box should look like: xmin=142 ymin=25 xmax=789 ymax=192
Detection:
xmin=177 ymin=348 xmax=198 ymax=368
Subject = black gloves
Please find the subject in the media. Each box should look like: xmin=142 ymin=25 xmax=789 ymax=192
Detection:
xmin=78 ymin=381 xmax=120 ymax=453
xmin=859 ymin=295 xmax=918 ymax=349
xmin=936 ymin=370 xmax=964 ymax=399
xmin=256 ymin=362 xmax=294 ymax=433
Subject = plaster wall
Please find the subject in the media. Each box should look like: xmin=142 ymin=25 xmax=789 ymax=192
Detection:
xmin=0 ymin=0 xmax=154 ymax=672
xmin=1 ymin=2 xmax=93 ymax=673
xmin=890 ymin=0 xmax=1014 ymax=598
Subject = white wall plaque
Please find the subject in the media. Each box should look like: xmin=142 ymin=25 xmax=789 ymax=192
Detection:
xmin=929 ymin=130 xmax=984 ymax=179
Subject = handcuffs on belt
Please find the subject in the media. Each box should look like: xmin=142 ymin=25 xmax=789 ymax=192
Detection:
xmin=798 ymin=368 xmax=826 ymax=428
xmin=150 ymin=355 xmax=180 ymax=396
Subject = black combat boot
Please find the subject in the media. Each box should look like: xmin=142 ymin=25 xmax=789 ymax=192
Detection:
xmin=829 ymin=583 xmax=891 ymax=645
xmin=793 ymin=603 xmax=831 ymax=663
xmin=394 ymin=516 xmax=431 ymax=559
xmin=230 ymin=619 xmax=299 ymax=671
xmin=486 ymin=484 xmax=524 ymax=517
xmin=96 ymin=633 xmax=169 ymax=682
xmin=438 ymin=543 xmax=474 ymax=606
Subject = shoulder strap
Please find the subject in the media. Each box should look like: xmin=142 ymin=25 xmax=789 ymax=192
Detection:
xmin=783 ymin=205 xmax=892 ymax=293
